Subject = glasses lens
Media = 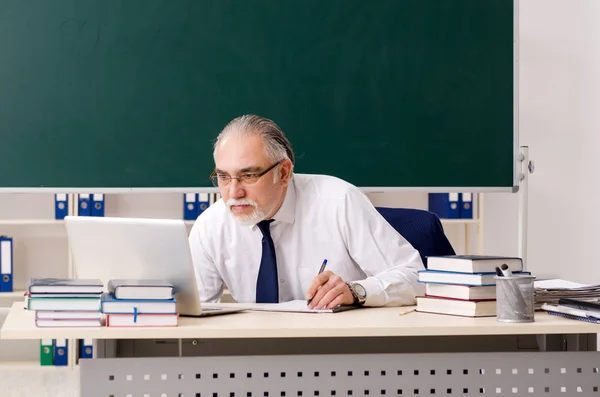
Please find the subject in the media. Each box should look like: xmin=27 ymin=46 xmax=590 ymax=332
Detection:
xmin=210 ymin=176 xmax=220 ymax=187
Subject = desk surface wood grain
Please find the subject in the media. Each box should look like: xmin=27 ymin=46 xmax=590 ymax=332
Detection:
xmin=1 ymin=302 xmax=598 ymax=340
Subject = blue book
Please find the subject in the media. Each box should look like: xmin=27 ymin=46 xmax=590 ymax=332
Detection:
xmin=418 ymin=269 xmax=532 ymax=287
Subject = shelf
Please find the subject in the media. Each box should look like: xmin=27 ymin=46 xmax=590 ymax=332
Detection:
xmin=440 ymin=219 xmax=480 ymax=225
xmin=0 ymin=290 xmax=26 ymax=307
xmin=0 ymin=219 xmax=64 ymax=226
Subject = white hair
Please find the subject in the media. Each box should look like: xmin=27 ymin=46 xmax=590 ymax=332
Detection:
xmin=213 ymin=115 xmax=295 ymax=181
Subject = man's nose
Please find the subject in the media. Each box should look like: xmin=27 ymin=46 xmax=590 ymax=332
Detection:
xmin=228 ymin=178 xmax=246 ymax=199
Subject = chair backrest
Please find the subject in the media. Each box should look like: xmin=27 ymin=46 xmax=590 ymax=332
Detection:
xmin=375 ymin=207 xmax=456 ymax=267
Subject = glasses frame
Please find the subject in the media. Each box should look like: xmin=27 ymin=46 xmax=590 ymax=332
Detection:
xmin=209 ymin=159 xmax=284 ymax=187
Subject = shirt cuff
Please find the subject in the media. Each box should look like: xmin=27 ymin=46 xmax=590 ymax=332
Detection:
xmin=355 ymin=277 xmax=385 ymax=307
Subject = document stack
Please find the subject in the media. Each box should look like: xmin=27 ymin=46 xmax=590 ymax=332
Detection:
xmin=102 ymin=279 xmax=178 ymax=327
xmin=415 ymin=255 xmax=526 ymax=317
xmin=534 ymin=279 xmax=600 ymax=310
xmin=27 ymin=278 xmax=103 ymax=327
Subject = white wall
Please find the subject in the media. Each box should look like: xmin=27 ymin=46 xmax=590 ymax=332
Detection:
xmin=481 ymin=0 xmax=600 ymax=283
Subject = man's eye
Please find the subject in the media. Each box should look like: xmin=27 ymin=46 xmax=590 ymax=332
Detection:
xmin=241 ymin=174 xmax=258 ymax=180
xmin=217 ymin=174 xmax=230 ymax=180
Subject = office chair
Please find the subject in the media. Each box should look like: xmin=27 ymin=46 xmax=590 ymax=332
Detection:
xmin=375 ymin=207 xmax=456 ymax=267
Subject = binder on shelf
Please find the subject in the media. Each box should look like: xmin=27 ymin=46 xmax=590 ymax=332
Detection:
xmin=428 ymin=193 xmax=460 ymax=219
xmin=460 ymin=193 xmax=473 ymax=219
xmin=197 ymin=193 xmax=210 ymax=216
xmin=211 ymin=192 xmax=222 ymax=205
xmin=183 ymin=193 xmax=198 ymax=220
xmin=40 ymin=339 xmax=53 ymax=366
xmin=79 ymin=338 xmax=93 ymax=359
xmin=78 ymin=194 xmax=91 ymax=216
xmin=54 ymin=194 xmax=68 ymax=220
xmin=0 ymin=236 xmax=13 ymax=292
xmin=91 ymin=194 xmax=105 ymax=217
xmin=53 ymin=339 xmax=68 ymax=366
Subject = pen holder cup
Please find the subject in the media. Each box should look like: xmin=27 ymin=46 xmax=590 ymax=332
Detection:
xmin=495 ymin=275 xmax=535 ymax=323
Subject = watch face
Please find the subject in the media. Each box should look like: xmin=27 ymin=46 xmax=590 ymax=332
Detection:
xmin=354 ymin=283 xmax=367 ymax=298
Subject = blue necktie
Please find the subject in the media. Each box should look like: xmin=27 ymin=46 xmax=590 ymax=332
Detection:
xmin=255 ymin=219 xmax=279 ymax=303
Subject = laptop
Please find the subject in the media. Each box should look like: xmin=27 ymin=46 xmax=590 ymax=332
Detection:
xmin=64 ymin=215 xmax=245 ymax=317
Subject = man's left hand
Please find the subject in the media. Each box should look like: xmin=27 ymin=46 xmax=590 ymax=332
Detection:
xmin=306 ymin=270 xmax=355 ymax=309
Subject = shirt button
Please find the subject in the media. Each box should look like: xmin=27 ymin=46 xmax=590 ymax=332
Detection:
xmin=280 ymin=278 xmax=285 ymax=284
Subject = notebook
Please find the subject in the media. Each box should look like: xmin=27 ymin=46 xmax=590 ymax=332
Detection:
xmin=248 ymin=300 xmax=360 ymax=313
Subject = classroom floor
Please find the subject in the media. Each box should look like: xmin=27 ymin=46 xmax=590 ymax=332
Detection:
xmin=0 ymin=363 xmax=78 ymax=397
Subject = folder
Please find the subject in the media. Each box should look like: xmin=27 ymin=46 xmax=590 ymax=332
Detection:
xmin=183 ymin=193 xmax=198 ymax=220
xmin=54 ymin=194 xmax=68 ymax=220
xmin=78 ymin=194 xmax=91 ymax=216
xmin=0 ymin=236 xmax=13 ymax=292
xmin=79 ymin=338 xmax=93 ymax=359
xmin=40 ymin=339 xmax=53 ymax=366
xmin=91 ymin=194 xmax=105 ymax=217
xmin=428 ymin=193 xmax=460 ymax=219
xmin=197 ymin=193 xmax=210 ymax=216
xmin=210 ymin=193 xmax=222 ymax=205
xmin=460 ymin=193 xmax=473 ymax=219
xmin=53 ymin=339 xmax=68 ymax=366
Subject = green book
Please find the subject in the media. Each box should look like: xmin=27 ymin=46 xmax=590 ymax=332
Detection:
xmin=40 ymin=339 xmax=53 ymax=366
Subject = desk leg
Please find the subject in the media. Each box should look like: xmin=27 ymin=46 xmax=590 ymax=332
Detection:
xmin=94 ymin=339 xmax=117 ymax=359
xmin=537 ymin=334 xmax=597 ymax=352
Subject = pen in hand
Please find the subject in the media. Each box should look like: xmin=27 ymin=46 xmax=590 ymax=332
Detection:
xmin=307 ymin=259 xmax=328 ymax=306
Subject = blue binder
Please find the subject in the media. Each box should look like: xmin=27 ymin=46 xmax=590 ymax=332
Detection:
xmin=54 ymin=194 xmax=68 ymax=220
xmin=79 ymin=338 xmax=93 ymax=359
xmin=428 ymin=193 xmax=460 ymax=219
xmin=460 ymin=193 xmax=473 ymax=218
xmin=78 ymin=194 xmax=91 ymax=216
xmin=197 ymin=193 xmax=210 ymax=216
xmin=53 ymin=339 xmax=68 ymax=366
xmin=183 ymin=193 xmax=198 ymax=220
xmin=91 ymin=194 xmax=105 ymax=217
xmin=0 ymin=236 xmax=13 ymax=292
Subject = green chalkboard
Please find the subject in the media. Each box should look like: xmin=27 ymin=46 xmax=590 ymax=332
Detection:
xmin=0 ymin=0 xmax=515 ymax=190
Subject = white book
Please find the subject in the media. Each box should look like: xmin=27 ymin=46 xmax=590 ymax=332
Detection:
xmin=427 ymin=255 xmax=523 ymax=274
xmin=35 ymin=319 xmax=102 ymax=327
xmin=106 ymin=314 xmax=178 ymax=327
xmin=35 ymin=311 xmax=102 ymax=320
xmin=416 ymin=296 xmax=496 ymax=317
xmin=27 ymin=297 xmax=101 ymax=311
xmin=425 ymin=283 xmax=496 ymax=301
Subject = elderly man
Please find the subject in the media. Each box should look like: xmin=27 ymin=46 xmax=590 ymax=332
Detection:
xmin=189 ymin=115 xmax=424 ymax=309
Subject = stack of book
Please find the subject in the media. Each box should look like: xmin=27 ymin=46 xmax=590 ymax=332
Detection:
xmin=416 ymin=255 xmax=525 ymax=317
xmin=27 ymin=278 xmax=103 ymax=327
xmin=102 ymin=279 xmax=178 ymax=327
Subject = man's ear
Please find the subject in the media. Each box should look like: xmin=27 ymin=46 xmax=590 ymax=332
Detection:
xmin=279 ymin=159 xmax=293 ymax=187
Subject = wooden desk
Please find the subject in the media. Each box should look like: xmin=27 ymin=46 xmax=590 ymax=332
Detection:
xmin=2 ymin=302 xmax=599 ymax=340
xmin=2 ymin=302 xmax=599 ymax=397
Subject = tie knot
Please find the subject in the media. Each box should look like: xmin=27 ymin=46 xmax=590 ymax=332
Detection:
xmin=257 ymin=219 xmax=275 ymax=236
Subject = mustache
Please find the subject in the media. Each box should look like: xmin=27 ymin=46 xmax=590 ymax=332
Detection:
xmin=227 ymin=199 xmax=258 ymax=209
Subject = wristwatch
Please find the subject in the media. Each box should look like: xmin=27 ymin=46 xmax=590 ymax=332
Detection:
xmin=346 ymin=282 xmax=367 ymax=305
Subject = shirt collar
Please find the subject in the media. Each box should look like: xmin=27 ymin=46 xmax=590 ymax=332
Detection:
xmin=249 ymin=177 xmax=296 ymax=230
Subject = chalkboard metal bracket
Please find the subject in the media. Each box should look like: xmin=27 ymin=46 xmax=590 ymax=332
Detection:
xmin=517 ymin=145 xmax=534 ymax=270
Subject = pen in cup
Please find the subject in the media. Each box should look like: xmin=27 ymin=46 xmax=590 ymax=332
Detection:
xmin=307 ymin=259 xmax=328 ymax=306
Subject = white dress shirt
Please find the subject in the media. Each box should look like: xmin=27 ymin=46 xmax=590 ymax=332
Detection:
xmin=188 ymin=173 xmax=425 ymax=306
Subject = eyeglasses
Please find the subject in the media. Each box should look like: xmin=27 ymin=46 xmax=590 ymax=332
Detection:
xmin=209 ymin=160 xmax=283 ymax=187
